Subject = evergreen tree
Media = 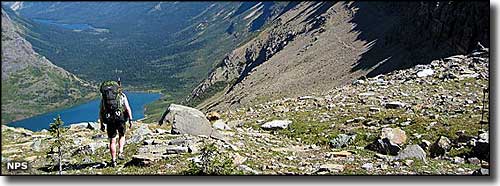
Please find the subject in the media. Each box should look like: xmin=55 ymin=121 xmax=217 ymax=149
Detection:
xmin=48 ymin=115 xmax=68 ymax=175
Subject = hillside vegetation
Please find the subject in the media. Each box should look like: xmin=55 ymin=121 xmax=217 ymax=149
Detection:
xmin=1 ymin=9 xmax=97 ymax=124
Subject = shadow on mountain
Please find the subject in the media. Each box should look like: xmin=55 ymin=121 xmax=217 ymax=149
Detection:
xmin=349 ymin=1 xmax=489 ymax=77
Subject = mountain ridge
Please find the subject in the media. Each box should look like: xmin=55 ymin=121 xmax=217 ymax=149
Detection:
xmin=187 ymin=1 xmax=489 ymax=112
xmin=1 ymin=8 xmax=97 ymax=124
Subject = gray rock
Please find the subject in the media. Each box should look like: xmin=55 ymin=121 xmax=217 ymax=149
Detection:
xmin=261 ymin=120 xmax=292 ymax=130
xmin=417 ymin=69 xmax=435 ymax=78
xmin=329 ymin=134 xmax=356 ymax=149
xmin=165 ymin=146 xmax=189 ymax=154
xmin=318 ymin=164 xmax=344 ymax=172
xmin=467 ymin=157 xmax=481 ymax=165
xmin=168 ymin=138 xmax=190 ymax=146
xmin=213 ymin=120 xmax=231 ymax=130
xmin=72 ymin=143 xmax=100 ymax=156
xmin=31 ymin=139 xmax=42 ymax=152
xmin=159 ymin=104 xmax=223 ymax=140
xmin=384 ymin=101 xmax=406 ymax=109
xmin=69 ymin=122 xmax=88 ymax=130
xmin=361 ymin=163 xmax=373 ymax=170
xmin=227 ymin=120 xmax=244 ymax=128
xmin=187 ymin=144 xmax=199 ymax=154
xmin=352 ymin=79 xmax=366 ymax=85
xmin=135 ymin=125 xmax=153 ymax=136
xmin=395 ymin=145 xmax=426 ymax=163
xmin=404 ymin=159 xmax=414 ymax=167
xmin=155 ymin=128 xmax=169 ymax=134
xmin=73 ymin=138 xmax=84 ymax=146
xmin=127 ymin=125 xmax=153 ymax=144
xmin=453 ymin=157 xmax=465 ymax=164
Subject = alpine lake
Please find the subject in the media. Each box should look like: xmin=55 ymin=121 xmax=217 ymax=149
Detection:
xmin=7 ymin=92 xmax=161 ymax=131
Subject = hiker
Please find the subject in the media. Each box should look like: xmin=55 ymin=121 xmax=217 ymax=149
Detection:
xmin=99 ymin=79 xmax=133 ymax=167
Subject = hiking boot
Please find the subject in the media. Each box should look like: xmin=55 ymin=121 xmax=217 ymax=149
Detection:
xmin=118 ymin=153 xmax=125 ymax=160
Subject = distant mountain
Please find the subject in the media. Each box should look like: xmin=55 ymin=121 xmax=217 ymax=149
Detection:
xmin=187 ymin=1 xmax=489 ymax=111
xmin=3 ymin=2 xmax=298 ymax=100
xmin=1 ymin=9 xmax=96 ymax=124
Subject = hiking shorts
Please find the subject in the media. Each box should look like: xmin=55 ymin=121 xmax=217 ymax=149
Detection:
xmin=106 ymin=121 xmax=127 ymax=138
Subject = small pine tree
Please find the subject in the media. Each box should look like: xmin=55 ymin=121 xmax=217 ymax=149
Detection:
xmin=48 ymin=115 xmax=69 ymax=175
xmin=183 ymin=142 xmax=239 ymax=175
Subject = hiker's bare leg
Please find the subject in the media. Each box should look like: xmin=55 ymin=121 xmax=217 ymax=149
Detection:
xmin=118 ymin=134 xmax=125 ymax=155
xmin=109 ymin=137 xmax=117 ymax=161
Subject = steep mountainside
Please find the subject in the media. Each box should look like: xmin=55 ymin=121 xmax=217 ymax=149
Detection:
xmin=3 ymin=2 xmax=299 ymax=99
xmin=188 ymin=1 xmax=489 ymax=111
xmin=1 ymin=48 xmax=489 ymax=175
xmin=1 ymin=9 xmax=96 ymax=124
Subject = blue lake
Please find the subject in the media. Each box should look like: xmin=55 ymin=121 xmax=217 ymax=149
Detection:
xmin=33 ymin=19 xmax=97 ymax=30
xmin=8 ymin=92 xmax=161 ymax=131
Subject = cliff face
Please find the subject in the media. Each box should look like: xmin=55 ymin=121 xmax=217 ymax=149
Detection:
xmin=1 ymin=9 xmax=96 ymax=124
xmin=351 ymin=1 xmax=490 ymax=76
xmin=187 ymin=1 xmax=489 ymax=111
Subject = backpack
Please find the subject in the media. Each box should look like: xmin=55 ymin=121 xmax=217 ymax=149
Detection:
xmin=100 ymin=80 xmax=127 ymax=124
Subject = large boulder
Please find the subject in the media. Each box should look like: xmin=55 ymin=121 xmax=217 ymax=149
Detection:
xmin=159 ymin=104 xmax=223 ymax=139
xmin=395 ymin=145 xmax=427 ymax=163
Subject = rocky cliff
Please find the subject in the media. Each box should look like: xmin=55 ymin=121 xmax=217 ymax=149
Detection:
xmin=187 ymin=1 xmax=489 ymax=112
xmin=1 ymin=9 xmax=96 ymax=124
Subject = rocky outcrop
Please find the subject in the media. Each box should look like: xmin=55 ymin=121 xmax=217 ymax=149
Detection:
xmin=159 ymin=104 xmax=223 ymax=140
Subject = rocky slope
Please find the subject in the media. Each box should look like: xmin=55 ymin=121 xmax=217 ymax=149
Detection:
xmin=1 ymin=48 xmax=489 ymax=175
xmin=187 ymin=1 xmax=489 ymax=112
xmin=1 ymin=9 xmax=96 ymax=124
